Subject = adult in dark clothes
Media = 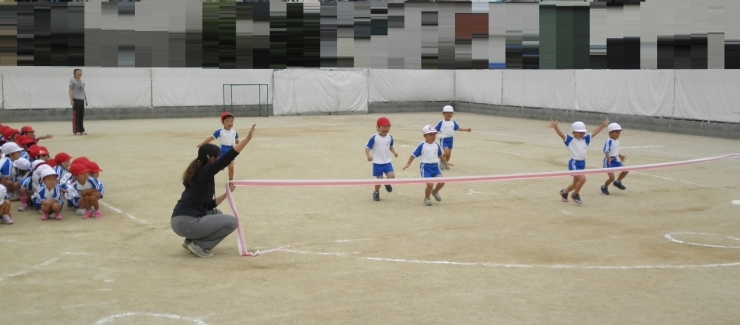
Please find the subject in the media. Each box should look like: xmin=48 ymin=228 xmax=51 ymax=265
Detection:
xmin=69 ymin=69 xmax=88 ymax=135
xmin=171 ymin=124 xmax=256 ymax=258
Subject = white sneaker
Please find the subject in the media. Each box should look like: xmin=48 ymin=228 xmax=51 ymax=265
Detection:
xmin=424 ymin=198 xmax=432 ymax=206
xmin=431 ymin=191 xmax=442 ymax=202
xmin=76 ymin=209 xmax=86 ymax=216
xmin=1 ymin=215 xmax=13 ymax=224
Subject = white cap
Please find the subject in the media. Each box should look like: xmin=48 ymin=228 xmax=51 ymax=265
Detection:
xmin=443 ymin=105 xmax=454 ymax=113
xmin=31 ymin=160 xmax=46 ymax=171
xmin=39 ymin=167 xmax=58 ymax=180
xmin=571 ymin=121 xmax=587 ymax=133
xmin=1 ymin=142 xmax=22 ymax=155
xmin=608 ymin=123 xmax=622 ymax=132
xmin=422 ymin=125 xmax=438 ymax=135
xmin=13 ymin=158 xmax=30 ymax=171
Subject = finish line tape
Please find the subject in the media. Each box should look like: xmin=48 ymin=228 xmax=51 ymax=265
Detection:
xmin=225 ymin=153 xmax=738 ymax=257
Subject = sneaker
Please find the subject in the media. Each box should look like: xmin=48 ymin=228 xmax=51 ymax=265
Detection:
xmin=83 ymin=210 xmax=92 ymax=219
xmin=444 ymin=164 xmax=451 ymax=170
xmin=424 ymin=198 xmax=432 ymax=206
xmin=182 ymin=240 xmax=192 ymax=251
xmin=9 ymin=194 xmax=19 ymax=202
xmin=431 ymin=190 xmax=442 ymax=202
xmin=41 ymin=213 xmax=49 ymax=220
xmin=613 ymin=181 xmax=627 ymax=190
xmin=571 ymin=193 xmax=582 ymax=205
xmin=55 ymin=213 xmax=63 ymax=220
xmin=187 ymin=242 xmax=214 ymax=258
xmin=76 ymin=208 xmax=85 ymax=216
xmin=82 ymin=132 xmax=87 ymax=135
xmin=373 ymin=191 xmax=380 ymax=201
xmin=600 ymin=185 xmax=610 ymax=195
xmin=93 ymin=210 xmax=103 ymax=219
xmin=560 ymin=189 xmax=569 ymax=202
xmin=18 ymin=203 xmax=28 ymax=212
xmin=384 ymin=185 xmax=393 ymax=193
xmin=1 ymin=215 xmax=13 ymax=224
xmin=74 ymin=132 xmax=81 ymax=136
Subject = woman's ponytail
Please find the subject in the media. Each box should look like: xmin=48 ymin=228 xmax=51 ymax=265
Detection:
xmin=182 ymin=143 xmax=220 ymax=187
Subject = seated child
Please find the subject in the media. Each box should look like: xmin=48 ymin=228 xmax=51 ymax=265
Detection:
xmin=86 ymin=161 xmax=104 ymax=199
xmin=35 ymin=168 xmax=63 ymax=220
xmin=11 ymin=158 xmax=30 ymax=207
xmin=69 ymin=163 xmax=102 ymax=219
xmin=20 ymin=126 xmax=52 ymax=142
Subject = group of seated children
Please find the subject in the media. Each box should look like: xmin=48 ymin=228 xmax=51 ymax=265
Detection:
xmin=0 ymin=124 xmax=105 ymax=224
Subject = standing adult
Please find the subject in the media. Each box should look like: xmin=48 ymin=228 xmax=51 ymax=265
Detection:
xmin=69 ymin=69 xmax=88 ymax=135
xmin=171 ymin=124 xmax=256 ymax=258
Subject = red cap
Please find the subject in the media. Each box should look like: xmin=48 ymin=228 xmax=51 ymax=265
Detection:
xmin=15 ymin=135 xmax=29 ymax=143
xmin=54 ymin=152 xmax=72 ymax=164
xmin=3 ymin=128 xmax=18 ymax=139
xmin=20 ymin=126 xmax=34 ymax=133
xmin=0 ymin=126 xmax=8 ymax=132
xmin=37 ymin=146 xmax=49 ymax=156
xmin=46 ymin=160 xmax=57 ymax=168
xmin=20 ymin=138 xmax=36 ymax=148
xmin=86 ymin=161 xmax=103 ymax=173
xmin=376 ymin=117 xmax=391 ymax=126
xmin=69 ymin=163 xmax=90 ymax=176
xmin=71 ymin=157 xmax=89 ymax=165
xmin=220 ymin=111 xmax=234 ymax=122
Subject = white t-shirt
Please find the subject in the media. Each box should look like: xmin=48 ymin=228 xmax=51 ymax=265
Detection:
xmin=366 ymin=134 xmax=394 ymax=164
xmin=434 ymin=120 xmax=460 ymax=139
xmin=412 ymin=142 xmax=443 ymax=164
xmin=564 ymin=134 xmax=592 ymax=160
xmin=603 ymin=138 xmax=620 ymax=157
xmin=212 ymin=128 xmax=239 ymax=147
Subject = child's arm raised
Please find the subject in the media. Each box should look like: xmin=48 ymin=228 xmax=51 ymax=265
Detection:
xmin=591 ymin=118 xmax=610 ymax=138
xmin=548 ymin=120 xmax=566 ymax=141
xmin=233 ymin=124 xmax=256 ymax=153
xmin=196 ymin=135 xmax=215 ymax=148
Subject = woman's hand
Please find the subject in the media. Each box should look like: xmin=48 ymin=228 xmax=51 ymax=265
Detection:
xmin=70 ymin=99 xmax=74 ymax=107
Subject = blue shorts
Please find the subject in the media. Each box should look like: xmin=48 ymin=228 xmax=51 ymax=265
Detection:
xmin=67 ymin=198 xmax=79 ymax=208
xmin=439 ymin=137 xmax=454 ymax=150
xmin=420 ymin=163 xmax=442 ymax=178
xmin=372 ymin=163 xmax=394 ymax=177
xmin=568 ymin=159 xmax=586 ymax=171
xmin=604 ymin=157 xmax=623 ymax=168
xmin=219 ymin=145 xmax=233 ymax=158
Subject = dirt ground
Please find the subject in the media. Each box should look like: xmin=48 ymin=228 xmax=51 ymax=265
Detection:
xmin=1 ymin=112 xmax=739 ymax=325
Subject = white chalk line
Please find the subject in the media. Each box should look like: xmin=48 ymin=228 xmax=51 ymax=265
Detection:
xmin=665 ymin=232 xmax=740 ymax=249
xmin=0 ymin=252 xmax=88 ymax=283
xmin=99 ymin=201 xmax=153 ymax=226
xmin=94 ymin=312 xmax=208 ymax=325
xmin=635 ymin=172 xmax=715 ymax=188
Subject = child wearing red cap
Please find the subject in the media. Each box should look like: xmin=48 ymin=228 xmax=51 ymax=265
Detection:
xmin=20 ymin=126 xmax=52 ymax=142
xmin=365 ymin=117 xmax=398 ymax=201
xmin=196 ymin=112 xmax=240 ymax=183
xmin=36 ymin=168 xmax=64 ymax=220
xmin=2 ymin=128 xmax=19 ymax=146
xmin=69 ymin=163 xmax=102 ymax=219
xmin=54 ymin=152 xmax=73 ymax=183
xmin=86 ymin=161 xmax=104 ymax=199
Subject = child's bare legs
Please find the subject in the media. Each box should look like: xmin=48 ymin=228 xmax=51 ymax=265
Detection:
xmin=228 ymin=162 xmax=235 ymax=181
xmin=616 ymin=171 xmax=629 ymax=182
xmin=442 ymin=148 xmax=452 ymax=165
xmin=433 ymin=182 xmax=445 ymax=194
xmin=86 ymin=193 xmax=100 ymax=211
xmin=425 ymin=183 xmax=434 ymax=198
xmin=565 ymin=175 xmax=586 ymax=194
xmin=604 ymin=173 xmax=616 ymax=187
xmin=1 ymin=199 xmax=10 ymax=215
xmin=2 ymin=177 xmax=12 ymax=194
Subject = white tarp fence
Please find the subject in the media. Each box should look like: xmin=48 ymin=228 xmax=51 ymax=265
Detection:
xmin=272 ymin=69 xmax=368 ymax=116
xmin=575 ymin=70 xmax=674 ymax=117
xmin=675 ymin=71 xmax=740 ymax=123
xmin=2 ymin=67 xmax=151 ymax=110
xmin=502 ymin=70 xmax=575 ymax=110
xmin=369 ymin=70 xmax=455 ymax=103
xmin=152 ymin=68 xmax=273 ymax=107
xmin=454 ymin=70 xmax=502 ymax=105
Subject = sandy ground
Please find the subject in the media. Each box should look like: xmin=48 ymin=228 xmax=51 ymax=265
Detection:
xmin=0 ymin=112 xmax=739 ymax=325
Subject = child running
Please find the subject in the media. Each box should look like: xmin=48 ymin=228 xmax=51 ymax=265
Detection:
xmin=601 ymin=123 xmax=629 ymax=195
xmin=365 ymin=117 xmax=398 ymax=201
xmin=197 ymin=112 xmax=239 ymax=184
xmin=549 ymin=118 xmax=609 ymax=205
xmin=403 ymin=125 xmax=452 ymax=206
xmin=435 ymin=105 xmax=471 ymax=170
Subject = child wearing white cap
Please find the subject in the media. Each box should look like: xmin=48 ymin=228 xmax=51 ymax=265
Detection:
xmin=11 ymin=158 xmax=30 ymax=207
xmin=548 ymin=118 xmax=609 ymax=205
xmin=434 ymin=105 xmax=471 ymax=170
xmin=601 ymin=123 xmax=628 ymax=195
xmin=36 ymin=168 xmax=64 ymax=220
xmin=403 ymin=125 xmax=453 ymax=206
xmin=0 ymin=142 xmax=24 ymax=200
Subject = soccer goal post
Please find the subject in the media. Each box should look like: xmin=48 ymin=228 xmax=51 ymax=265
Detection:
xmin=222 ymin=84 xmax=270 ymax=117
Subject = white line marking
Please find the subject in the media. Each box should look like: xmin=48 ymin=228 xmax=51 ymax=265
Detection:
xmin=289 ymin=250 xmax=358 ymax=257
xmin=61 ymin=300 xmax=119 ymax=310
xmin=621 ymin=146 xmax=664 ymax=149
xmin=0 ymin=252 xmax=88 ymax=282
xmin=664 ymin=232 xmax=740 ymax=249
xmin=732 ymin=200 xmax=740 ymax=206
xmin=496 ymin=150 xmax=538 ymax=158
xmin=561 ymin=210 xmax=571 ymax=215
xmin=99 ymin=201 xmax=153 ymax=226
xmin=94 ymin=312 xmax=209 ymax=325
xmin=635 ymin=172 xmax=714 ymax=188
xmin=331 ymin=238 xmax=374 ymax=243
